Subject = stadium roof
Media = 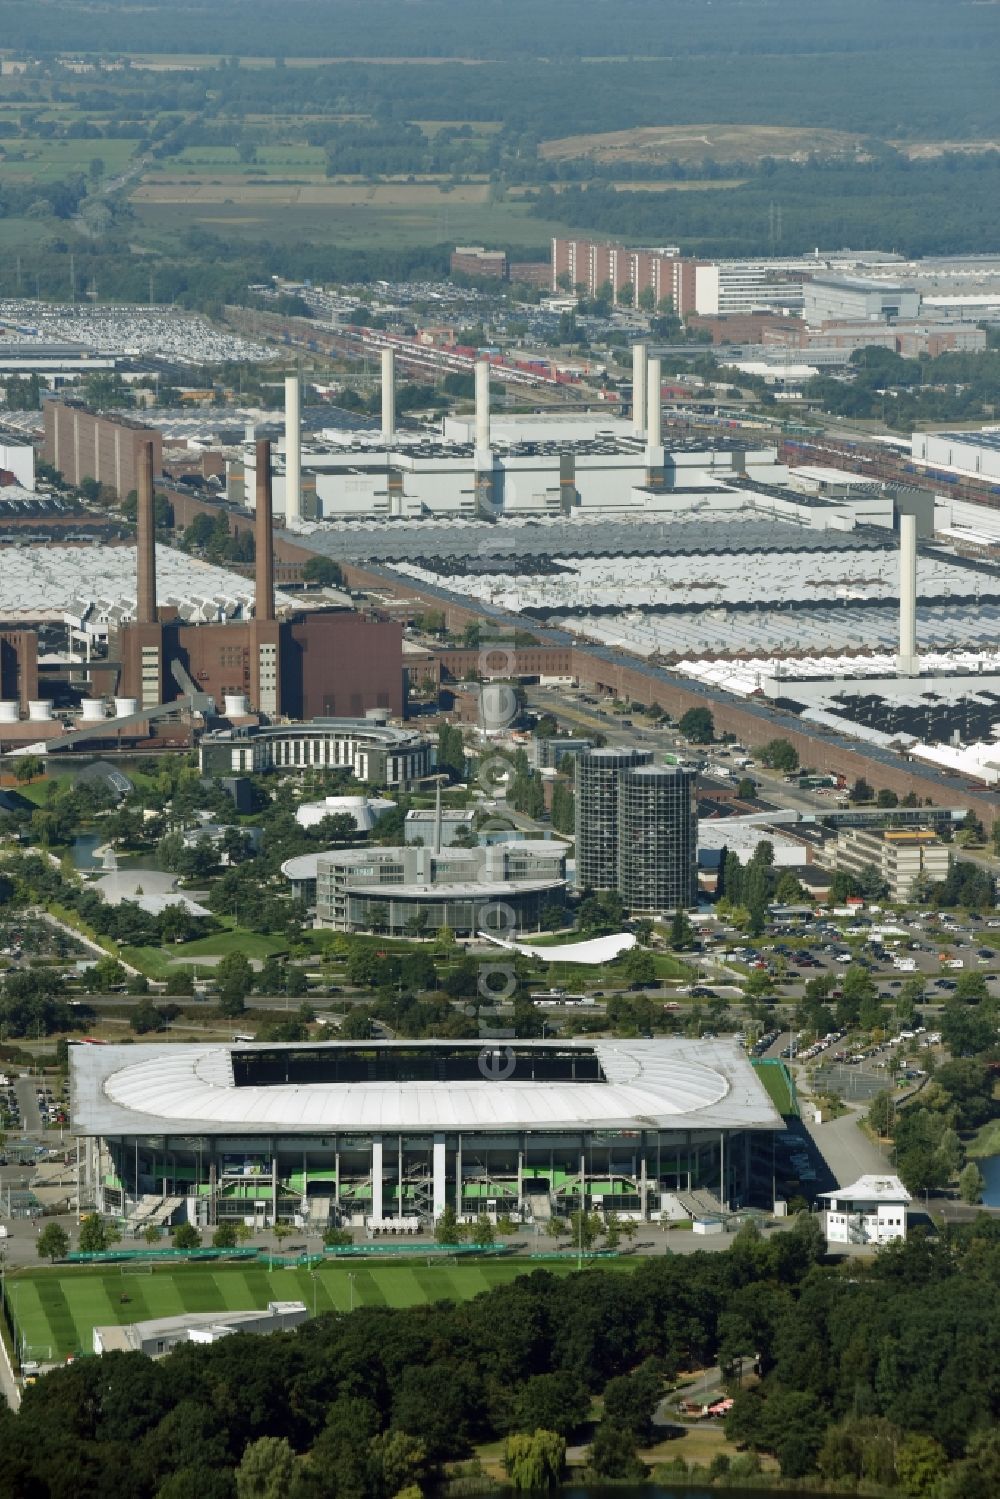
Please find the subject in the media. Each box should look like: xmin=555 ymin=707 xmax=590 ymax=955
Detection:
xmin=70 ymin=1038 xmax=782 ymax=1137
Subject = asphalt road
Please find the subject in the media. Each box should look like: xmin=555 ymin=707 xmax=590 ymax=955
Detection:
xmin=800 ymin=1103 xmax=891 ymax=1188
xmin=12 ymin=1078 xmax=42 ymax=1135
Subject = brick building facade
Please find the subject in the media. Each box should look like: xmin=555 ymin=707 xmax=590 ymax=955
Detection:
xmin=42 ymin=402 xmax=163 ymax=499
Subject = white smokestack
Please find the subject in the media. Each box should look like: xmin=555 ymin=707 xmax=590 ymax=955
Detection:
xmin=645 ymin=355 xmax=662 ymax=459
xmin=381 ymin=347 xmax=396 ymax=443
xmin=284 ymin=373 xmax=301 ymax=522
xmin=475 ymin=359 xmax=491 ymax=453
xmin=897 ymin=512 xmax=918 ymax=675
xmin=632 ymin=342 xmax=647 ymax=438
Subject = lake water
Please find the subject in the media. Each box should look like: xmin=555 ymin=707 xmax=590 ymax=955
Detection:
xmin=978 ymin=1155 xmax=1000 ymax=1207
xmin=565 ymin=1487 xmax=798 ymax=1499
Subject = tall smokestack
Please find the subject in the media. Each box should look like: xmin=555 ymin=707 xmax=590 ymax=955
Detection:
xmin=381 ymin=348 xmax=396 ymax=443
xmin=897 ymin=512 xmax=918 ymax=675
xmin=475 ymin=359 xmax=491 ymax=454
xmin=284 ymin=373 xmax=301 ymax=523
xmin=136 ymin=438 xmax=157 ymax=623
xmin=632 ymin=342 xmax=647 ymax=439
xmin=646 ymin=356 xmax=662 ymax=454
xmin=255 ymin=437 xmax=275 ymax=623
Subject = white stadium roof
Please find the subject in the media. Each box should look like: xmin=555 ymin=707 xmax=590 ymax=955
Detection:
xmin=70 ymin=1038 xmax=783 ymax=1137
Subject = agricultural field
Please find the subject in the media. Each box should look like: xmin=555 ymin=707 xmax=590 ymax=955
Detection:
xmin=6 ymin=1255 xmax=631 ymax=1361
xmin=132 ymin=195 xmax=573 ymax=250
xmin=0 ymin=137 xmax=139 ymax=183
xmin=539 ymin=123 xmax=867 ymax=166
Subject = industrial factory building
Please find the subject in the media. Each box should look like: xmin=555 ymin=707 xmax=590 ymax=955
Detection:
xmin=234 ymin=350 xmax=782 ymax=523
xmin=0 ymin=434 xmax=404 ymax=740
xmin=70 ymin=1037 xmax=784 ymax=1229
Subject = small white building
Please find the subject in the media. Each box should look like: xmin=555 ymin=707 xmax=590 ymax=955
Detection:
xmin=92 ymin=1300 xmax=308 ymax=1357
xmin=819 ymin=1174 xmax=910 ymax=1247
xmin=295 ymin=794 xmax=395 ymax=832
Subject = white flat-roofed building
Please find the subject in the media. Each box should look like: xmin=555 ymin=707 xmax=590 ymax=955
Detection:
xmin=93 ymin=1301 xmax=308 ymax=1357
xmin=913 ymin=428 xmax=1000 ymax=485
xmin=804 ymin=276 xmax=920 ymax=325
xmin=70 ymin=1037 xmax=784 ymax=1229
xmin=819 ymin=1174 xmax=910 ymax=1247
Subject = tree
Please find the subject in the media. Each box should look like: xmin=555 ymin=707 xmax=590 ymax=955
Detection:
xmin=669 ymin=908 xmax=694 ymax=950
xmin=504 ymin=1431 xmax=565 ymax=1489
xmin=850 ymin=777 xmax=874 ymax=803
xmin=877 ymin=788 xmax=899 ymax=808
xmin=736 ymin=777 xmax=757 ymax=800
xmin=760 ymin=738 xmax=799 ymax=774
xmin=78 ymin=1213 xmax=109 ymax=1253
xmin=13 ymin=754 xmax=43 ymax=784
xmin=868 ymin=1091 xmax=896 ymax=1137
xmin=213 ymin=1221 xmax=238 ymax=1249
xmin=235 ymin=1435 xmax=296 ymax=1499
xmin=216 ymin=950 xmax=253 ymax=998
xmin=473 ymin=1212 xmax=495 ymax=1246
xmin=172 ymin=1222 xmax=200 ymax=1250
xmin=678 ymin=707 xmax=714 ymax=743
xmin=36 ymin=1221 xmax=69 ymax=1262
xmin=620 ymin=948 xmax=656 ymax=987
xmin=959 ymin=1161 xmax=985 ymax=1205
xmin=434 ymin=1203 xmax=461 ymax=1245
xmin=301 ymin=555 xmax=343 ymax=588
xmin=588 ymin=1422 xmax=645 ymax=1480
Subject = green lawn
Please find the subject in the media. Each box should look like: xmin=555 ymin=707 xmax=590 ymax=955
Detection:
xmin=966 ymin=1117 xmax=1000 ymax=1160
xmin=123 ymin=927 xmax=287 ymax=978
xmin=752 ymin=1059 xmax=798 ymax=1117
xmin=0 ymin=137 xmax=139 ymax=183
xmin=5 ymin=1256 xmax=633 ymax=1361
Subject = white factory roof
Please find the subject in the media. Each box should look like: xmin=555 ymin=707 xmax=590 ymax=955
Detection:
xmin=70 ymin=1037 xmax=783 ymax=1136
xmin=0 ymin=544 xmax=294 ymax=624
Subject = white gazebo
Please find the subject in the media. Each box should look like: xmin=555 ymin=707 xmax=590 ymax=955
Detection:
xmin=819 ymin=1174 xmax=910 ymax=1247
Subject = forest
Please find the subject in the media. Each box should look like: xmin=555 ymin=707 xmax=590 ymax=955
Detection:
xmin=3 ymin=1220 xmax=1000 ymax=1496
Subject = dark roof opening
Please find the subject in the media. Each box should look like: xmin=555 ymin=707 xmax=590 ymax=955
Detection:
xmin=232 ymin=1045 xmax=607 ymax=1088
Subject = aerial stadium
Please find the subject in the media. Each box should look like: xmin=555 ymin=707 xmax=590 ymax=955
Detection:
xmin=70 ymin=1038 xmax=784 ymax=1232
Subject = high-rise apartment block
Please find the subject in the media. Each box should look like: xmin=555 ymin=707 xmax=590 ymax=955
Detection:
xmin=552 ymin=238 xmax=702 ymax=315
xmin=575 ymin=748 xmax=696 ymax=911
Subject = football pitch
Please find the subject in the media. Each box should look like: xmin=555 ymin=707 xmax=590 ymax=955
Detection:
xmin=4 ymin=1256 xmax=632 ymax=1361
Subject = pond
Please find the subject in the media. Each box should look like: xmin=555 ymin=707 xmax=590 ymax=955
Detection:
xmin=977 ymin=1154 xmax=1000 ymax=1207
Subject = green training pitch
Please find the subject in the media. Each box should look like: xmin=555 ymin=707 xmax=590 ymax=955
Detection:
xmin=6 ymin=1256 xmax=634 ymax=1360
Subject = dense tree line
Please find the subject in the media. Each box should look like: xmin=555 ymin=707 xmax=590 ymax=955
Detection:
xmin=7 ymin=1220 xmax=1000 ymax=1494
xmin=535 ymin=154 xmax=1000 ymax=260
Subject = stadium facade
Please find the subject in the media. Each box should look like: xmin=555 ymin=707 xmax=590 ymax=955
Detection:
xmin=70 ymin=1038 xmax=783 ymax=1230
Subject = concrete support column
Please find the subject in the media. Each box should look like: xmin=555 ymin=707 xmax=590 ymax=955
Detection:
xmin=433 ymin=1133 xmax=447 ymax=1220
xmin=455 ymin=1135 xmax=463 ymax=1214
xmin=371 ymin=1137 xmax=383 ymax=1222
xmin=719 ymin=1131 xmax=727 ymax=1212
xmin=398 ymin=1136 xmax=404 ymax=1220
xmin=272 ymin=1153 xmax=279 ymax=1225
xmin=639 ymin=1137 xmax=649 ymax=1221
